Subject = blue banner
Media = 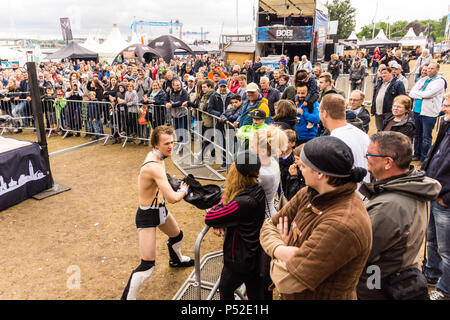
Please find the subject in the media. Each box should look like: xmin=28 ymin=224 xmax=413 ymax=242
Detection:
xmin=257 ymin=26 xmax=313 ymax=43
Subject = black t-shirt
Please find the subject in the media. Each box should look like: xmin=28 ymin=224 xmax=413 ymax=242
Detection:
xmin=380 ymin=52 xmax=395 ymax=65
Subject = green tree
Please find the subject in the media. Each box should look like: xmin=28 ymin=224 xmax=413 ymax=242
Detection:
xmin=325 ymin=0 xmax=357 ymax=39
xmin=358 ymin=15 xmax=447 ymax=42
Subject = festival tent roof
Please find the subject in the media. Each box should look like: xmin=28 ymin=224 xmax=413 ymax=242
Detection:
xmin=148 ymin=35 xmax=195 ymax=63
xmin=346 ymin=31 xmax=359 ymax=41
xmin=400 ymin=28 xmax=426 ymax=48
xmin=258 ymin=0 xmax=326 ymax=17
xmin=45 ymin=41 xmax=98 ymax=60
xmin=0 ymin=46 xmax=27 ymax=64
xmin=358 ymin=29 xmax=400 ymax=48
xmin=81 ymin=33 xmax=101 ymax=52
xmin=113 ymin=43 xmax=161 ymax=64
xmin=97 ymin=24 xmax=130 ymax=55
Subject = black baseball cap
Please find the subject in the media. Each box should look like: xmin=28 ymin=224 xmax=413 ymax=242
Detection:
xmin=235 ymin=150 xmax=261 ymax=178
xmin=251 ymin=109 xmax=267 ymax=120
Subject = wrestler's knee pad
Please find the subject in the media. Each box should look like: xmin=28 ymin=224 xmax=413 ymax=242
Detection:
xmin=167 ymin=230 xmax=194 ymax=268
xmin=121 ymin=260 xmax=155 ymax=300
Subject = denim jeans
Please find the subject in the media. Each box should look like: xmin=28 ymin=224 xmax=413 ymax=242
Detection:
xmin=424 ymin=200 xmax=450 ymax=296
xmin=12 ymin=101 xmax=31 ymax=127
xmin=173 ymin=116 xmax=188 ymax=143
xmin=91 ymin=119 xmax=103 ymax=138
xmin=413 ymin=113 xmax=437 ymax=161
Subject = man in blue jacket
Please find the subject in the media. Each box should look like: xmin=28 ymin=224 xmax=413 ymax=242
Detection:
xmin=421 ymin=93 xmax=450 ymax=300
xmin=207 ymin=79 xmax=233 ymax=118
xmin=294 ymin=84 xmax=320 ymax=145
xmin=371 ymin=67 xmax=406 ymax=131
xmin=234 ymin=83 xmax=271 ymax=128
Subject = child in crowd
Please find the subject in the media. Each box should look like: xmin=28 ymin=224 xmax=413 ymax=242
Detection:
xmin=41 ymin=86 xmax=58 ymax=136
xmin=81 ymin=93 xmax=92 ymax=137
xmin=88 ymin=91 xmax=102 ymax=140
xmin=295 ymin=69 xmax=319 ymax=129
xmin=278 ymin=129 xmax=297 ymax=197
xmin=220 ymin=94 xmax=243 ymax=125
xmin=53 ymin=87 xmax=67 ymax=134
xmin=138 ymin=104 xmax=150 ymax=146
xmin=236 ymin=109 xmax=268 ymax=151
xmin=285 ymin=144 xmax=306 ymax=200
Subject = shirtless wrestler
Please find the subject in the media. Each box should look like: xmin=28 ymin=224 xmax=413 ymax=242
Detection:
xmin=121 ymin=125 xmax=194 ymax=300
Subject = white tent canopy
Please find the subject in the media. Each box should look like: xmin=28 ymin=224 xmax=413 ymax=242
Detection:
xmin=400 ymin=28 xmax=426 ymax=48
xmin=402 ymin=27 xmax=417 ymax=39
xmin=347 ymin=31 xmax=359 ymax=41
xmin=0 ymin=46 xmax=27 ymax=66
xmin=97 ymin=24 xmax=130 ymax=63
xmin=81 ymin=33 xmax=101 ymax=53
xmin=375 ymin=29 xmax=388 ymax=40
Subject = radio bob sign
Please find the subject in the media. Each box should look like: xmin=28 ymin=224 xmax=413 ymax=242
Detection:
xmin=257 ymin=26 xmax=313 ymax=43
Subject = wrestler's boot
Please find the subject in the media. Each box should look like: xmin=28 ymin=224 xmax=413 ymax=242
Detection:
xmin=167 ymin=230 xmax=195 ymax=268
xmin=120 ymin=260 xmax=155 ymax=300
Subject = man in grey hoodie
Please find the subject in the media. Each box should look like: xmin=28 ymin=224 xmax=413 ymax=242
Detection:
xmin=357 ymin=131 xmax=442 ymax=300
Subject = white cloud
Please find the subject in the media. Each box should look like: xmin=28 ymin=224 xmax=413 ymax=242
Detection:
xmin=0 ymin=0 xmax=448 ymax=40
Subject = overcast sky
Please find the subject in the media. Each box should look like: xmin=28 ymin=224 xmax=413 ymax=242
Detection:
xmin=0 ymin=0 xmax=448 ymax=41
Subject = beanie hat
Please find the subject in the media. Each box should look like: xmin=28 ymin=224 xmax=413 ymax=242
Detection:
xmin=300 ymin=136 xmax=366 ymax=182
xmin=235 ymin=150 xmax=261 ymax=178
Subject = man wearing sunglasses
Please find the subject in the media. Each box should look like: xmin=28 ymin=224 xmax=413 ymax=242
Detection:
xmin=357 ymin=131 xmax=441 ymax=300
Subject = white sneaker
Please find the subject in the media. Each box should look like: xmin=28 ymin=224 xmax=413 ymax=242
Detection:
xmin=430 ymin=290 xmax=450 ymax=300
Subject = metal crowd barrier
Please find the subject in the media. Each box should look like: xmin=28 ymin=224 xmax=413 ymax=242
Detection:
xmin=171 ymin=107 xmax=237 ymax=181
xmin=52 ymin=99 xmax=112 ymax=145
xmin=334 ymin=73 xmax=416 ymax=105
xmin=172 ymin=225 xmax=246 ymax=300
xmin=0 ymin=93 xmax=35 ymax=134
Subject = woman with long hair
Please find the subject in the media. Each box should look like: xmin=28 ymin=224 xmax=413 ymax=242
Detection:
xmin=205 ymin=150 xmax=267 ymax=300
xmin=144 ymin=80 xmax=167 ymax=128
xmin=272 ymin=100 xmax=298 ymax=131
xmin=250 ymin=125 xmax=288 ymax=300
xmin=327 ymin=54 xmax=341 ymax=83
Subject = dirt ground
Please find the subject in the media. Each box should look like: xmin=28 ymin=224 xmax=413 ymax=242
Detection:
xmin=0 ymin=132 xmax=223 ymax=300
xmin=0 ymin=60 xmax=447 ymax=300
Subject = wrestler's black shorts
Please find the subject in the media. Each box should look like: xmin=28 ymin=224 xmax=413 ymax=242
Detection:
xmin=135 ymin=204 xmax=170 ymax=229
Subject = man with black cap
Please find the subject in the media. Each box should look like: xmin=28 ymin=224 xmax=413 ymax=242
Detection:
xmin=260 ymin=136 xmax=372 ymax=299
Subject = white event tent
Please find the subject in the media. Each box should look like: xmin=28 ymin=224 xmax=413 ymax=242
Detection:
xmin=96 ymin=24 xmax=130 ymax=64
xmin=0 ymin=46 xmax=27 ymax=66
xmin=400 ymin=28 xmax=426 ymax=48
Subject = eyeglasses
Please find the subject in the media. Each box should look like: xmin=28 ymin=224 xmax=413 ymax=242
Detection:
xmin=392 ymin=104 xmax=405 ymax=109
xmin=365 ymin=153 xmax=390 ymax=159
xmin=349 ymin=98 xmax=362 ymax=102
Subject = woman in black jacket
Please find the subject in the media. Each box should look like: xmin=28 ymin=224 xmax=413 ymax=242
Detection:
xmin=205 ymin=151 xmax=267 ymax=300
xmin=382 ymin=95 xmax=415 ymax=141
xmin=272 ymin=99 xmax=298 ymax=131
xmin=144 ymin=80 xmax=167 ymax=128
xmin=327 ymin=54 xmax=341 ymax=83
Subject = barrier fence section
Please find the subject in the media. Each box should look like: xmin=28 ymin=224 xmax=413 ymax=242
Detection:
xmin=333 ymin=73 xmax=416 ymax=104
xmin=0 ymin=92 xmax=35 ymax=134
xmin=171 ymin=106 xmax=237 ymax=181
